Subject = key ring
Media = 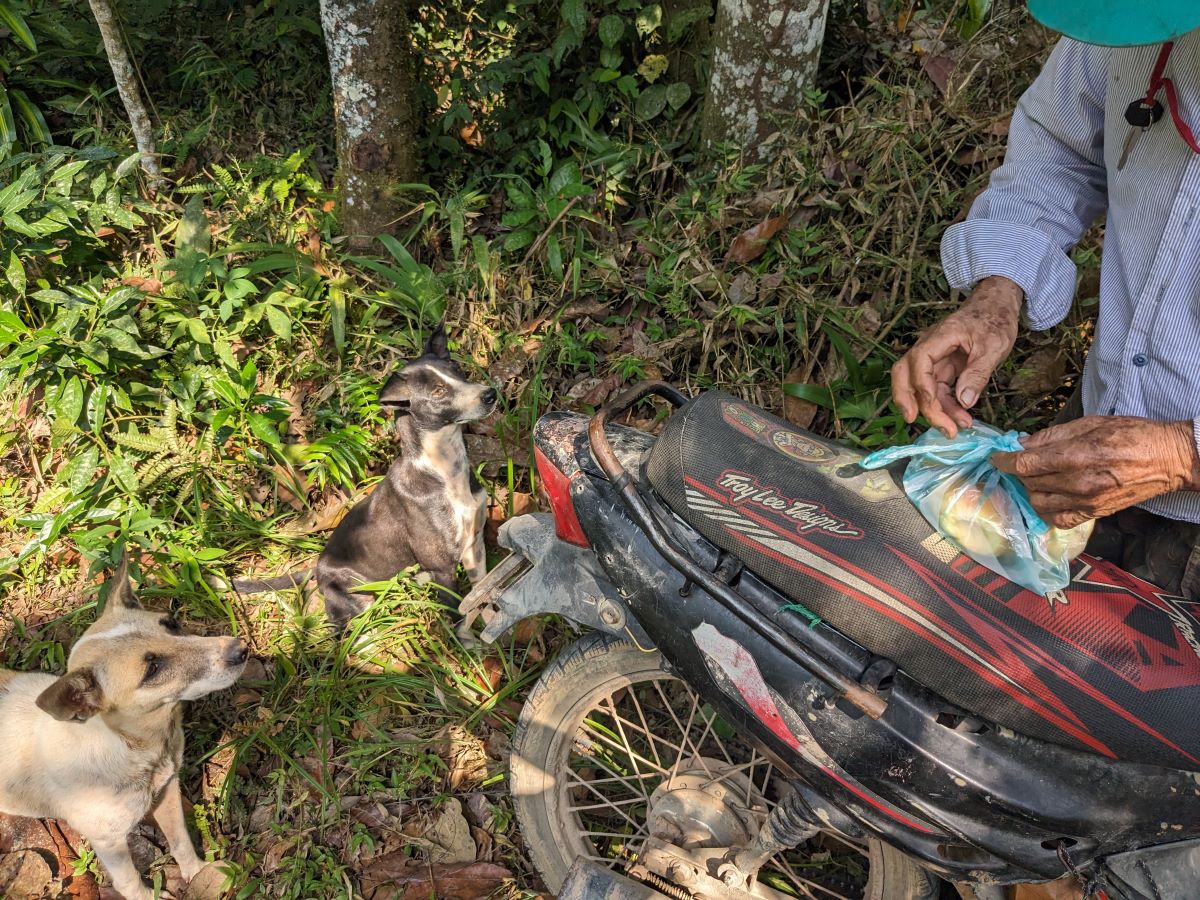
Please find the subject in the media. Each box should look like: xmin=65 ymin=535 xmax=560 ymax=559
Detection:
xmin=1126 ymin=42 xmax=1200 ymax=154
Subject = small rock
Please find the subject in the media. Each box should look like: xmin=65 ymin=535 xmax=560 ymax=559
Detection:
xmin=0 ymin=849 xmax=56 ymax=898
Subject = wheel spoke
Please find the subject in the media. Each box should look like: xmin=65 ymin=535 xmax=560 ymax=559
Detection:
xmin=599 ymin=695 xmax=654 ymax=801
xmin=544 ymin=643 xmax=869 ymax=900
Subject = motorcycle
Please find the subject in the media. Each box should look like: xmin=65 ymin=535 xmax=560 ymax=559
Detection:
xmin=458 ymin=382 xmax=1200 ymax=900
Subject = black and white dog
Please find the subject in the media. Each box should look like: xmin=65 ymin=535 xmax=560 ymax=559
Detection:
xmin=235 ymin=327 xmax=497 ymax=630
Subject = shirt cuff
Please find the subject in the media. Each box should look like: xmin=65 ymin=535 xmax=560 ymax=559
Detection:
xmin=941 ymin=220 xmax=1078 ymax=331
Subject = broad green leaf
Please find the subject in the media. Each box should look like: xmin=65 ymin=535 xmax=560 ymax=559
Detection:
xmin=599 ymin=14 xmax=624 ymax=46
xmin=782 ymin=381 xmax=835 ymax=409
xmin=330 ymin=282 xmax=346 ymax=354
xmin=666 ymin=81 xmax=691 ymax=110
xmin=88 ymin=383 xmax=108 ymax=433
xmin=547 ymin=234 xmax=563 ymax=277
xmin=265 ymin=305 xmax=292 ymax=340
xmin=55 ymin=377 xmax=84 ymax=424
xmin=108 ymin=453 xmax=140 ymax=494
xmin=6 ymin=251 xmax=24 ymax=294
xmin=248 ymin=412 xmax=283 ymax=451
xmin=561 ymin=0 xmax=586 ymax=33
xmin=186 ymin=318 xmax=210 ymax=344
xmin=634 ymin=84 xmax=669 ymax=120
xmin=9 ymin=89 xmax=50 ymax=145
xmin=635 ymin=3 xmax=661 ymax=36
xmin=67 ymin=446 xmax=99 ymax=495
xmin=0 ymin=1 xmax=36 ymax=52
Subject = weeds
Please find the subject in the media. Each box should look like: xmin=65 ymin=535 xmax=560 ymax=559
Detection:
xmin=0 ymin=1 xmax=1103 ymax=895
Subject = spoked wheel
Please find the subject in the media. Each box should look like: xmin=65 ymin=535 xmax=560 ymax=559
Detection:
xmin=510 ymin=632 xmax=942 ymax=900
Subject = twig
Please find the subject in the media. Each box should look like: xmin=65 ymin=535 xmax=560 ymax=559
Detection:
xmin=521 ymin=196 xmax=581 ymax=266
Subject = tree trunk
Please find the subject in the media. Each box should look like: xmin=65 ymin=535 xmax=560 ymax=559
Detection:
xmin=700 ymin=0 xmax=831 ymax=157
xmin=319 ymin=0 xmax=418 ymax=249
xmin=86 ymin=0 xmax=161 ymax=183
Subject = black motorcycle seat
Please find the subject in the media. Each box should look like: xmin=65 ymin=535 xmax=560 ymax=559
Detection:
xmin=645 ymin=391 xmax=1200 ymax=771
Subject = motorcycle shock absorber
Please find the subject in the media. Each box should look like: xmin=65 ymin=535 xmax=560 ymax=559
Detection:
xmin=719 ymin=787 xmax=824 ymax=886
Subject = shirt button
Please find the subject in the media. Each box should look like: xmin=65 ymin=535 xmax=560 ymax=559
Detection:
xmin=1133 ymin=353 xmax=1148 ymax=367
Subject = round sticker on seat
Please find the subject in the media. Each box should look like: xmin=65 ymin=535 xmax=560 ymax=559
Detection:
xmin=772 ymin=429 xmax=833 ymax=463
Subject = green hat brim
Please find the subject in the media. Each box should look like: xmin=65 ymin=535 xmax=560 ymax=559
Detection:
xmin=1027 ymin=0 xmax=1200 ymax=46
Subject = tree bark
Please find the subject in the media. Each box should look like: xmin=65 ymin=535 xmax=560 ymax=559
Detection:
xmin=319 ymin=0 xmax=418 ymax=249
xmin=700 ymin=0 xmax=831 ymax=157
xmin=86 ymin=0 xmax=161 ymax=182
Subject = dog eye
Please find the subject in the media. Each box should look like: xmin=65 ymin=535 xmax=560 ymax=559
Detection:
xmin=431 ymin=384 xmax=447 ymax=397
xmin=160 ymin=617 xmax=181 ymax=634
xmin=142 ymin=653 xmax=165 ymax=684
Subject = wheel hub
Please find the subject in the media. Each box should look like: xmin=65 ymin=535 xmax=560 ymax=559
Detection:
xmin=646 ymin=757 xmax=768 ymax=850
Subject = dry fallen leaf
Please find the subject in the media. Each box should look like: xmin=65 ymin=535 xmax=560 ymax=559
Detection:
xmin=425 ymin=799 xmax=476 ymax=864
xmin=121 ymin=275 xmax=164 ymax=295
xmin=1009 ymin=349 xmax=1066 ymax=396
xmin=727 ymin=216 xmax=788 ymax=265
xmin=782 ymin=367 xmax=818 ymax=430
xmin=921 ymin=54 xmax=956 ymax=98
xmin=361 ymin=859 xmax=512 ymax=900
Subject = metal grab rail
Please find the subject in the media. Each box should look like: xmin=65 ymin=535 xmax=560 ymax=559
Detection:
xmin=587 ymin=381 xmax=888 ymax=720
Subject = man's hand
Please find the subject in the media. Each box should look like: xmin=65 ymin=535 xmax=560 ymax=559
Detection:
xmin=992 ymin=417 xmax=1200 ymax=529
xmin=892 ymin=276 xmax=1023 ymax=437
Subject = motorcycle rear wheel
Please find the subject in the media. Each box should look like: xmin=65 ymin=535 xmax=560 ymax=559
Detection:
xmin=511 ymin=632 xmax=942 ymax=900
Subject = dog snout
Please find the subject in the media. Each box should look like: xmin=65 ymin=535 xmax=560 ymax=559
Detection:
xmin=481 ymin=388 xmax=498 ymax=406
xmin=224 ymin=639 xmax=249 ymax=667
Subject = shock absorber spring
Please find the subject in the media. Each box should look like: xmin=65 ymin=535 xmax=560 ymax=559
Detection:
xmin=628 ymin=865 xmax=694 ymax=900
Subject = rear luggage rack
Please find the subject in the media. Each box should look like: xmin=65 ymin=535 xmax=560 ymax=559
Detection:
xmin=588 ymin=381 xmax=888 ymax=719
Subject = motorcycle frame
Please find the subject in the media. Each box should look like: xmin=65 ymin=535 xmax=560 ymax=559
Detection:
xmin=465 ymin=382 xmax=1200 ymax=894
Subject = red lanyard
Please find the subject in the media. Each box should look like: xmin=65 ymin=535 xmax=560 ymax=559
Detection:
xmin=1142 ymin=42 xmax=1200 ymax=153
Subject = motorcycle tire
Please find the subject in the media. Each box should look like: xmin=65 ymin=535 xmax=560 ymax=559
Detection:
xmin=511 ymin=631 xmax=943 ymax=899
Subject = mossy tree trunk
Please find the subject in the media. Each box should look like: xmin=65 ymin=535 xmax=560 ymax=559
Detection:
xmin=700 ymin=0 xmax=831 ymax=157
xmin=319 ymin=0 xmax=418 ymax=249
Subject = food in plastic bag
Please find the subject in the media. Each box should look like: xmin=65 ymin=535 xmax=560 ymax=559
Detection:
xmin=860 ymin=423 xmax=1092 ymax=595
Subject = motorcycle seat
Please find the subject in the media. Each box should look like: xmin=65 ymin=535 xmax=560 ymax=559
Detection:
xmin=645 ymin=391 xmax=1200 ymax=771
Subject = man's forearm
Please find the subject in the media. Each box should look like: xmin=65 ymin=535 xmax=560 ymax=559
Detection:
xmin=973 ymin=276 xmax=1024 ymax=318
xmin=1167 ymin=420 xmax=1200 ymax=492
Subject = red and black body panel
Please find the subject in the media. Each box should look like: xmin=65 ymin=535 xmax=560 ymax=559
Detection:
xmin=531 ymin=397 xmax=1200 ymax=886
xmin=644 ymin=391 xmax=1200 ymax=772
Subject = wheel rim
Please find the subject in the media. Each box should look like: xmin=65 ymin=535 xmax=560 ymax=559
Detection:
xmin=552 ymin=666 xmax=871 ymax=899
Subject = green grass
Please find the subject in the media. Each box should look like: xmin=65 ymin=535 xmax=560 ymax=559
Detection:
xmin=0 ymin=1 xmax=1106 ymax=895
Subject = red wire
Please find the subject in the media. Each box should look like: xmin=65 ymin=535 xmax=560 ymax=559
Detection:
xmin=1141 ymin=41 xmax=1200 ymax=154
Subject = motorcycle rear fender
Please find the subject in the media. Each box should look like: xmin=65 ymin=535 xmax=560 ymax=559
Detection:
xmin=459 ymin=512 xmax=653 ymax=649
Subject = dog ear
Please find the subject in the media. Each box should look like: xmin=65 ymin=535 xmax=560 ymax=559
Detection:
xmin=36 ymin=669 xmax=105 ymax=722
xmin=378 ymin=372 xmax=411 ymax=413
xmin=424 ymin=324 xmax=450 ymax=360
xmin=102 ymin=550 xmax=142 ymax=616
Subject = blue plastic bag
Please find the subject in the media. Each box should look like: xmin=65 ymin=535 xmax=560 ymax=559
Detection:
xmin=860 ymin=423 xmax=1092 ymax=595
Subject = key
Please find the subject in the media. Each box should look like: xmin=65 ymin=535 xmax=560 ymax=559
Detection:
xmin=1118 ymin=126 xmax=1143 ymax=170
xmin=1118 ymin=99 xmax=1165 ymax=171
xmin=1125 ymin=98 xmax=1164 ymax=128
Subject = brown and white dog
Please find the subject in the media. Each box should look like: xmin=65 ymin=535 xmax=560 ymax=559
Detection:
xmin=0 ymin=555 xmax=248 ymax=899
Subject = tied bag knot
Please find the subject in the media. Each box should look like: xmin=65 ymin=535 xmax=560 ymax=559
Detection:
xmin=860 ymin=423 xmax=1092 ymax=595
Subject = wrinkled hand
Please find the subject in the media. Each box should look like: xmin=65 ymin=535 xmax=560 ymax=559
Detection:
xmin=992 ymin=416 xmax=1200 ymax=529
xmin=892 ymin=276 xmax=1023 ymax=438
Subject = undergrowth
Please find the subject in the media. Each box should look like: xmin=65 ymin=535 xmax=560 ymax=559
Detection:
xmin=0 ymin=0 xmax=1100 ymax=896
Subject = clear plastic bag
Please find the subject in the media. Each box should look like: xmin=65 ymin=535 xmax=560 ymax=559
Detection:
xmin=860 ymin=423 xmax=1092 ymax=595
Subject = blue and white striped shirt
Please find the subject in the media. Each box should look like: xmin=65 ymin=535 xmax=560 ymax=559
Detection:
xmin=942 ymin=34 xmax=1200 ymax=524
